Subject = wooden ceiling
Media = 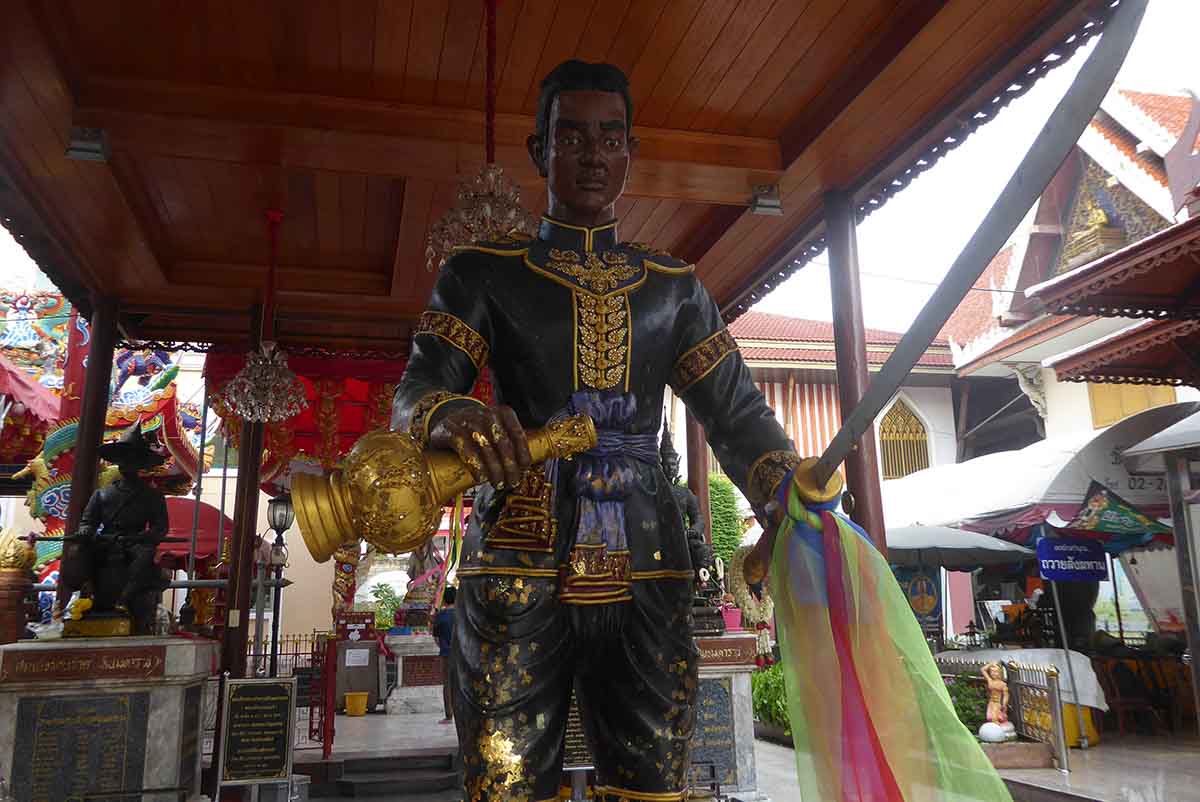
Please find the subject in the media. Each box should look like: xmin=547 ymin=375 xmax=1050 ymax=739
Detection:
xmin=0 ymin=0 xmax=1107 ymax=351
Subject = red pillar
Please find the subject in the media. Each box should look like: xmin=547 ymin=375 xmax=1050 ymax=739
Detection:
xmin=685 ymin=409 xmax=712 ymax=543
xmin=221 ymin=421 xmax=265 ymax=677
xmin=825 ymin=191 xmax=887 ymax=553
xmin=220 ymin=305 xmax=266 ymax=678
xmin=59 ymin=296 xmax=118 ymax=609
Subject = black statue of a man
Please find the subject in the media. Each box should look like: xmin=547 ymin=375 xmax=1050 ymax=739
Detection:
xmin=393 ymin=60 xmax=801 ymax=801
xmin=60 ymin=422 xmax=170 ymax=634
xmin=660 ymin=422 xmax=712 ymax=579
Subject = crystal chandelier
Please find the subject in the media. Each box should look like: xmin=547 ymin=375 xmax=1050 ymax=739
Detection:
xmin=425 ymin=0 xmax=535 ymax=272
xmin=224 ymin=342 xmax=307 ymax=423
xmin=223 ymin=210 xmax=308 ymax=422
xmin=425 ymin=164 xmax=536 ymax=271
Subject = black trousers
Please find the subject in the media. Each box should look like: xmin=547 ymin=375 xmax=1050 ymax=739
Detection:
xmin=453 ymin=574 xmax=698 ymax=802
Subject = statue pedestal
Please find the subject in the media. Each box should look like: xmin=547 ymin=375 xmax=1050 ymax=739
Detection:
xmin=0 ymin=636 xmax=219 ymax=802
xmin=694 ymin=632 xmax=770 ymax=801
xmin=384 ymin=633 xmax=443 ymax=715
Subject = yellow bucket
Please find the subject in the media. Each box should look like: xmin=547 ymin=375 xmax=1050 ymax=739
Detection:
xmin=1061 ymin=703 xmax=1101 ymax=747
xmin=344 ymin=692 xmax=369 ymax=716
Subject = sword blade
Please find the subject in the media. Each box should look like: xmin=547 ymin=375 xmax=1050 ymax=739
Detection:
xmin=813 ymin=0 xmax=1148 ymax=488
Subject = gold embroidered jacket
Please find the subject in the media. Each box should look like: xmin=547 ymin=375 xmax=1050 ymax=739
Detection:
xmin=393 ymin=216 xmax=799 ymax=584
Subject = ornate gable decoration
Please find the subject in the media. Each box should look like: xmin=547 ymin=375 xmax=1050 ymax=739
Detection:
xmin=1056 ymin=157 xmax=1171 ymax=275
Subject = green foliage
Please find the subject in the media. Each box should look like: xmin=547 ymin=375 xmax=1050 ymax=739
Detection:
xmin=370 ymin=583 xmax=404 ymax=630
xmin=708 ymin=473 xmax=743 ymax=566
xmin=946 ymin=674 xmax=989 ymax=734
xmin=751 ymin=662 xmax=790 ymax=733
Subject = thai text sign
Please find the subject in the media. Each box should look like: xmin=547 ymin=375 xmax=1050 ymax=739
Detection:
xmin=219 ymin=677 xmax=296 ymax=786
xmin=1037 ymin=538 xmax=1108 ymax=582
xmin=696 ymin=635 xmax=757 ymax=667
xmin=0 ymin=645 xmax=165 ymax=683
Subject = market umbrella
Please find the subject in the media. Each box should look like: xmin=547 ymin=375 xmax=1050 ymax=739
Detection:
xmin=887 ymin=525 xmax=1034 ymax=570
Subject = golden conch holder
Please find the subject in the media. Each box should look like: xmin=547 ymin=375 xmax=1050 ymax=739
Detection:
xmin=293 ymin=413 xmax=597 ymax=563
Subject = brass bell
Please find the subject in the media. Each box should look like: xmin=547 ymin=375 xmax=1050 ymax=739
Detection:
xmin=293 ymin=414 xmax=597 ymax=562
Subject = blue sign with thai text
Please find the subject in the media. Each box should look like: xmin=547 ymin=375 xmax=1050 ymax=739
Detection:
xmin=1036 ymin=538 xmax=1108 ymax=582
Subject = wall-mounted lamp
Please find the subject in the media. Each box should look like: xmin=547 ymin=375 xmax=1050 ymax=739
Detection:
xmin=750 ymin=184 xmax=783 ymax=216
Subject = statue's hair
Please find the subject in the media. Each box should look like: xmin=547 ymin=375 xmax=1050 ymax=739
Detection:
xmin=535 ymin=60 xmax=632 ymax=143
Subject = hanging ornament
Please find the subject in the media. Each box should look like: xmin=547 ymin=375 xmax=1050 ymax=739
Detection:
xmin=730 ymin=545 xmax=776 ymax=667
xmin=224 ymin=342 xmax=307 ymax=423
xmin=224 ymin=210 xmax=309 ymax=423
xmin=425 ymin=0 xmax=535 ymax=272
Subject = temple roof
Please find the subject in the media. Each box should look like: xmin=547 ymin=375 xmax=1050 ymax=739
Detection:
xmin=730 ymin=311 xmax=953 ymax=371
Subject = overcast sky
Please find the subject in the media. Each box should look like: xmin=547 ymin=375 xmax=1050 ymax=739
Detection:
xmin=754 ymin=0 xmax=1200 ymax=333
xmin=2 ymin=1 xmax=1198 ymax=332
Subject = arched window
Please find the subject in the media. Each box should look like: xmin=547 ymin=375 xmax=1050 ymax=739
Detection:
xmin=880 ymin=399 xmax=930 ymax=479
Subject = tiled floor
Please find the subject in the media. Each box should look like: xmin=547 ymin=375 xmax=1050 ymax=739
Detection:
xmin=302 ymin=713 xmax=1200 ymax=802
xmin=1000 ymin=735 xmax=1200 ymax=802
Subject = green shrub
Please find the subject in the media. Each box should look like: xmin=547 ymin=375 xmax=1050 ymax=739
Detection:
xmin=709 ymin=473 xmax=743 ymax=566
xmin=370 ymin=583 xmax=404 ymax=630
xmin=751 ymin=662 xmax=790 ymax=733
xmin=946 ymin=674 xmax=989 ymax=734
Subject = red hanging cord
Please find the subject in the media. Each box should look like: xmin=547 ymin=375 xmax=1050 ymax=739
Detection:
xmin=262 ymin=209 xmax=284 ymax=343
xmin=484 ymin=0 xmax=497 ymax=165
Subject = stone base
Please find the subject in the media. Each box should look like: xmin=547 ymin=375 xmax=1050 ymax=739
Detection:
xmin=0 ymin=636 xmax=219 ymax=802
xmin=64 ymin=613 xmax=132 ymax=637
xmin=387 ymin=684 xmax=444 ymax=715
xmin=384 ymin=634 xmax=445 ymax=715
xmin=981 ymin=741 xmax=1055 ymax=770
xmin=693 ymin=633 xmax=769 ymax=802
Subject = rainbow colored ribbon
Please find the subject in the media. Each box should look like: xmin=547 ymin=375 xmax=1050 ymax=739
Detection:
xmin=772 ymin=485 xmax=1013 ymax=802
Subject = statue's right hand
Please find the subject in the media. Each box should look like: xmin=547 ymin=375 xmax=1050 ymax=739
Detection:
xmin=429 ymin=404 xmax=532 ymax=489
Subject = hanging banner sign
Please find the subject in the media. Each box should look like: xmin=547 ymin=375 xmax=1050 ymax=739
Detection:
xmin=892 ymin=567 xmax=942 ymax=626
xmin=1036 ymin=538 xmax=1109 ymax=582
xmin=1066 ymin=480 xmax=1172 ymax=537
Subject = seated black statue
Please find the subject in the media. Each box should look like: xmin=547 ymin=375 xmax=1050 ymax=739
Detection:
xmin=59 ymin=422 xmax=171 ymax=635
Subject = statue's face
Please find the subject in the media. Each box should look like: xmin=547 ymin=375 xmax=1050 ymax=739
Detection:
xmin=663 ymin=455 xmax=680 ymax=479
xmin=529 ymin=90 xmax=637 ymax=225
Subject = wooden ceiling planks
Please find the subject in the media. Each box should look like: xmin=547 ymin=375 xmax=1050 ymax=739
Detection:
xmin=683 ymin=0 xmax=815 ymax=132
xmin=645 ymin=0 xmax=775 ymax=130
xmin=0 ymin=0 xmax=1106 ymax=352
xmin=521 ymin=1 xmax=600 ymax=114
xmin=1 ymin=3 xmax=163 ymax=294
xmin=703 ymin=0 xmax=1064 ymax=305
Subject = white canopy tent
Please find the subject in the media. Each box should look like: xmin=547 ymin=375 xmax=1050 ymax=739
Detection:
xmin=886 ymin=525 xmax=1033 ymax=570
xmin=882 ymin=402 xmax=1199 ymax=539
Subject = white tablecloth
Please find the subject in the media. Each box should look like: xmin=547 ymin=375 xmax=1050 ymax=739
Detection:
xmin=935 ymin=648 xmax=1108 ymax=711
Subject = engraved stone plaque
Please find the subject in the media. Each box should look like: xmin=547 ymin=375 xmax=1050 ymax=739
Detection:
xmin=178 ymin=683 xmax=202 ymax=794
xmin=219 ymin=678 xmax=296 ymax=785
xmin=11 ymin=692 xmax=149 ymax=802
xmin=689 ymin=676 xmax=736 ymax=786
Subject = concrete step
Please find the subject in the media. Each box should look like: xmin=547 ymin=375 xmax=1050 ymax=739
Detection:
xmin=1004 ymin=778 xmax=1104 ymax=802
xmin=341 ymin=755 xmax=454 ymax=774
xmin=336 ymin=767 xmax=458 ymax=797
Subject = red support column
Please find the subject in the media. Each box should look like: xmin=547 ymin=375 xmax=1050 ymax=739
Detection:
xmin=685 ymin=409 xmax=712 ymax=543
xmin=221 ymin=423 xmax=264 ymax=677
xmin=59 ymin=296 xmax=118 ymax=609
xmin=220 ymin=305 xmax=266 ymax=678
xmin=825 ymin=191 xmax=887 ymax=553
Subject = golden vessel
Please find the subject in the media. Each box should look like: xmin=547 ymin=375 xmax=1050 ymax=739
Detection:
xmin=293 ymin=414 xmax=597 ymax=562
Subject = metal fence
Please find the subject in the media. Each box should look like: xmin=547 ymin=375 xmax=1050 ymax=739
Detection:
xmin=937 ymin=655 xmax=1070 ymax=772
xmin=199 ymin=632 xmax=333 ymax=756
